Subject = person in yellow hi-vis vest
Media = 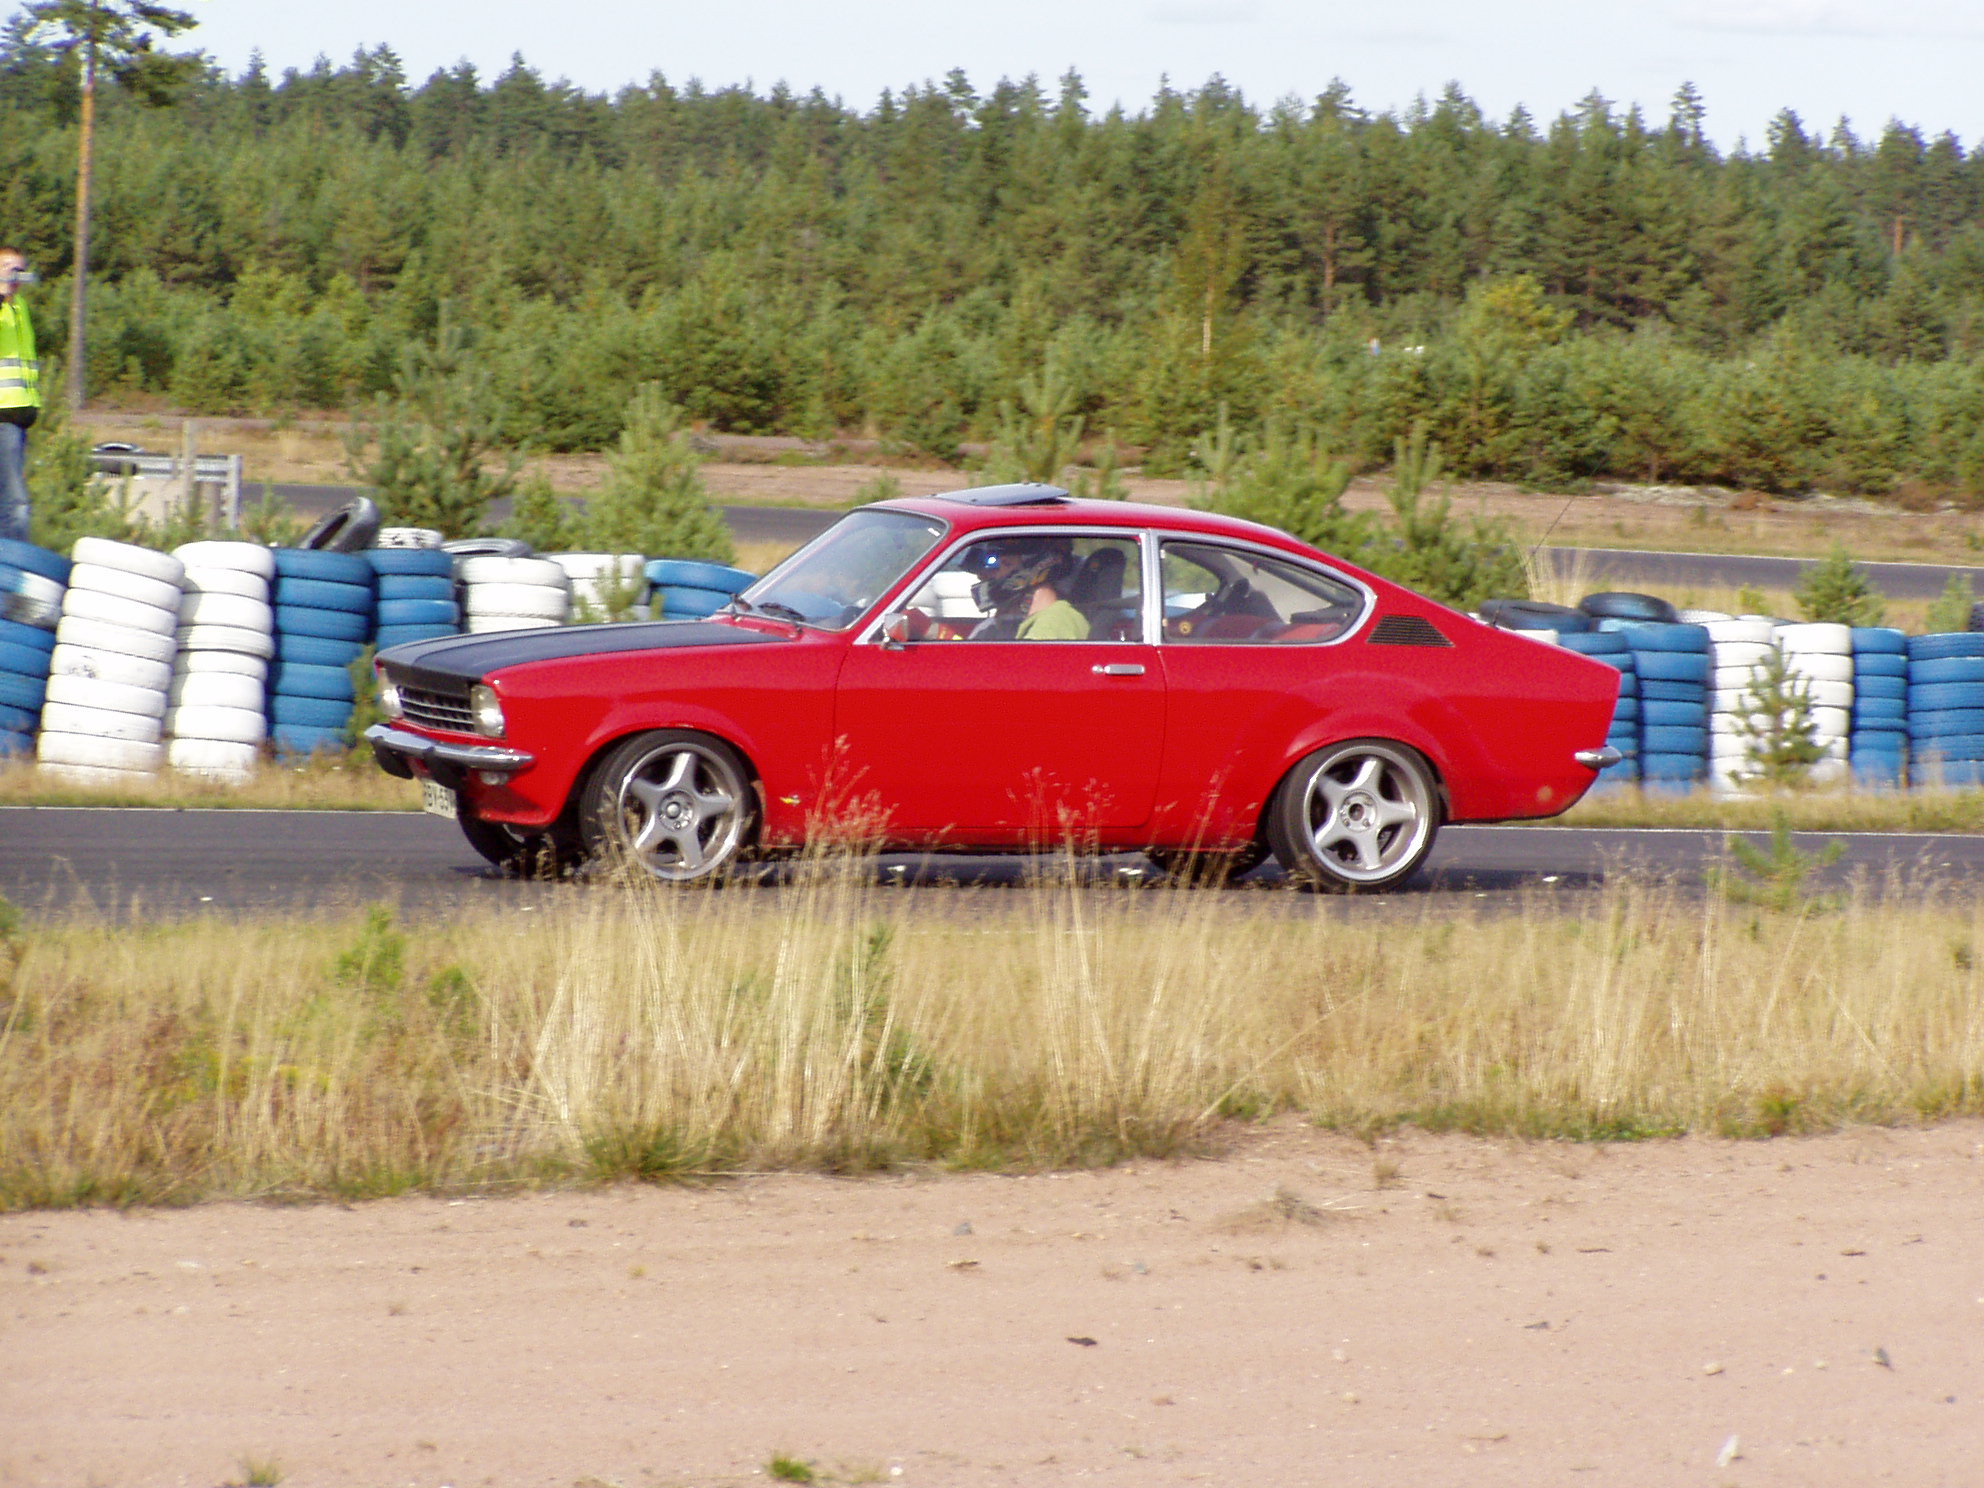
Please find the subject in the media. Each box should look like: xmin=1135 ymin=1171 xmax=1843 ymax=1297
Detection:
xmin=0 ymin=246 xmax=40 ymax=544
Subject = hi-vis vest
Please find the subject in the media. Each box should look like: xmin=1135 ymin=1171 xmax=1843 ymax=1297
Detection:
xmin=0 ymin=300 xmax=40 ymax=410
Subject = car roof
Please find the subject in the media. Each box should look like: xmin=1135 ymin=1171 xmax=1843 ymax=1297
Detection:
xmin=871 ymin=489 xmax=1322 ymax=558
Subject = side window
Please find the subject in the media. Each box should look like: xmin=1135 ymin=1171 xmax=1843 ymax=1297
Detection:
xmin=1160 ymin=542 xmax=1363 ymax=644
xmin=899 ymin=534 xmax=1143 ymax=642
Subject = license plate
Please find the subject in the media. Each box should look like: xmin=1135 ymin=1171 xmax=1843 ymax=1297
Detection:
xmin=421 ymin=778 xmax=458 ymax=820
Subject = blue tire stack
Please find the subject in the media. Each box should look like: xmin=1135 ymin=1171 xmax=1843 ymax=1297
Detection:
xmin=1849 ymin=628 xmax=1909 ymax=789
xmin=269 ymin=549 xmax=375 ymax=757
xmin=1905 ymin=632 xmax=1984 ymax=789
xmin=1620 ymin=623 xmax=1711 ymax=791
xmin=1557 ymin=630 xmax=1640 ymax=785
xmin=368 ymin=547 xmax=460 ymax=651
xmin=646 ymin=559 xmax=757 ymax=619
xmin=0 ymin=537 xmax=68 ymax=757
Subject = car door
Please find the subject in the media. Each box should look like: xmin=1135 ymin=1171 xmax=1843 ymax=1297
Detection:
xmin=1150 ymin=539 xmax=1374 ymax=843
xmin=832 ymin=531 xmax=1165 ymax=839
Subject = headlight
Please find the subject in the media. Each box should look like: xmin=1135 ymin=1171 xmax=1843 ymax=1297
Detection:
xmin=377 ymin=670 xmax=403 ymax=721
xmin=469 ymin=683 xmax=505 ymax=738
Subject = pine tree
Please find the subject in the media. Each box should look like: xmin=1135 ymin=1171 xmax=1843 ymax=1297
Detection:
xmin=579 ymin=383 xmax=733 ymax=562
xmin=345 ymin=321 xmax=524 ymax=538
xmin=1793 ymin=543 xmax=1885 ymax=626
xmin=1732 ymin=648 xmax=1827 ymax=789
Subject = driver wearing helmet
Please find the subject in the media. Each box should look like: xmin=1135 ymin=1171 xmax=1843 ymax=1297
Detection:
xmin=968 ymin=538 xmax=1090 ymax=641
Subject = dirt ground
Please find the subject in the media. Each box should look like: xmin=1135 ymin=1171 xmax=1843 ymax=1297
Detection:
xmin=4 ymin=1120 xmax=1981 ymax=1488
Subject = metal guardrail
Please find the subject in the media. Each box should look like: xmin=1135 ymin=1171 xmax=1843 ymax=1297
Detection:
xmin=89 ymin=450 xmax=244 ymax=529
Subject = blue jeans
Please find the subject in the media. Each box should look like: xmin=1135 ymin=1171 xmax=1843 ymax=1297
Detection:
xmin=0 ymin=421 xmax=28 ymax=544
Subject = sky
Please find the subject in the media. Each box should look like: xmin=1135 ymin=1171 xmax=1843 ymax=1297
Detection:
xmin=183 ymin=0 xmax=1984 ymax=150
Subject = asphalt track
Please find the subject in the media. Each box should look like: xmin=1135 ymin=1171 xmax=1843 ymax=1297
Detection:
xmin=3 ymin=806 xmax=1980 ymax=921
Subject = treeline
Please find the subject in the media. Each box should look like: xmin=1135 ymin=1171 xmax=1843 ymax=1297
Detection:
xmin=4 ymin=35 xmax=1984 ymax=495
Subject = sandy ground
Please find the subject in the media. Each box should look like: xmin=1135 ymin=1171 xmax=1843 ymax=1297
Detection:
xmin=4 ymin=1121 xmax=1982 ymax=1488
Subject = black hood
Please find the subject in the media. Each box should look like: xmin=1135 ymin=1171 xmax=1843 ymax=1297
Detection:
xmin=380 ymin=620 xmax=783 ymax=689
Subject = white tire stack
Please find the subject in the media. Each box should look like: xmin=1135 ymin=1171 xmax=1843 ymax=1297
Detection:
xmin=1705 ymin=617 xmax=1778 ymax=793
xmin=375 ymin=527 xmax=445 ymax=550
xmin=168 ymin=541 xmax=276 ymax=782
xmin=39 ymin=538 xmax=184 ymax=783
xmin=548 ymin=552 xmax=649 ymax=622
xmin=458 ymin=555 xmax=570 ymax=633
xmin=1778 ymin=622 xmax=1854 ymax=784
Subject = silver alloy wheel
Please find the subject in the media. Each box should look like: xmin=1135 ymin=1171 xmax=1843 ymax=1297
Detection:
xmin=1271 ymin=739 xmax=1439 ymax=890
xmin=604 ymin=736 xmax=750 ymax=881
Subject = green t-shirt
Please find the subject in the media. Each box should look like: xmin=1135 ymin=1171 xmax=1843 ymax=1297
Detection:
xmin=1016 ymin=598 xmax=1091 ymax=641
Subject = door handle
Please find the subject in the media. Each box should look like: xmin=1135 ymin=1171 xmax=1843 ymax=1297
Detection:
xmin=1092 ymin=663 xmax=1146 ymax=676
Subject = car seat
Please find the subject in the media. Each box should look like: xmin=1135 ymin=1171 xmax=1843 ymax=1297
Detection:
xmin=1067 ymin=548 xmax=1138 ymax=640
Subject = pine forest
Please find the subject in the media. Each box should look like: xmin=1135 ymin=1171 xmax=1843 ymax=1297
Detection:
xmin=5 ymin=37 xmax=1984 ymax=499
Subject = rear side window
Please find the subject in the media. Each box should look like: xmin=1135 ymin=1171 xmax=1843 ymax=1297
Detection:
xmin=1160 ymin=542 xmax=1364 ymax=644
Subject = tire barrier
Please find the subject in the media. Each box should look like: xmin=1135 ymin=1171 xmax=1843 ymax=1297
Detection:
xmin=1776 ymin=623 xmax=1851 ymax=786
xmin=1557 ymin=630 xmax=1640 ymax=786
xmin=268 ymin=547 xmax=375 ymax=758
xmin=1704 ymin=615 xmax=1779 ymax=791
xmin=1621 ymin=624 xmax=1708 ymax=790
xmin=36 ymin=539 xmax=183 ymax=783
xmin=0 ymin=539 xmax=67 ymax=759
xmin=168 ymin=541 xmax=275 ymax=782
xmin=550 ymin=552 xmax=650 ymax=622
xmin=1907 ymin=632 xmax=1984 ymax=788
xmin=1854 ymin=652 xmax=1908 ymax=794
xmin=645 ymin=558 xmax=756 ymax=619
xmin=366 ymin=546 xmax=458 ymax=652
xmin=458 ymin=553 xmax=569 ymax=634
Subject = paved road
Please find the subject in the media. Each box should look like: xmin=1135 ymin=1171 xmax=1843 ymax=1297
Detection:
xmin=1539 ymin=545 xmax=1984 ymax=603
xmin=2 ymin=807 xmax=1975 ymax=921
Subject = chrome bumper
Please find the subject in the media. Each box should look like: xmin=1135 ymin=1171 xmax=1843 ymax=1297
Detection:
xmin=1574 ymin=746 xmax=1623 ymax=771
xmin=365 ymin=723 xmax=535 ymax=786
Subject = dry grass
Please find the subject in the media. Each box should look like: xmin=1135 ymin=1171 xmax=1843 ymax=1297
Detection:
xmin=0 ymin=757 xmax=419 ymax=811
xmin=1563 ymin=785 xmax=1984 ymax=832
xmin=4 ymin=858 xmax=1982 ymax=1209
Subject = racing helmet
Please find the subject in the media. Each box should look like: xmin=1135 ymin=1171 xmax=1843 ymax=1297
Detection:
xmin=967 ymin=539 xmax=1077 ymax=613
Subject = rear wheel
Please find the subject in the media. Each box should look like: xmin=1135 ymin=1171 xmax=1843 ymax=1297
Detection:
xmin=458 ymin=807 xmax=583 ymax=879
xmin=578 ymin=730 xmax=755 ymax=883
xmin=1266 ymin=739 xmax=1440 ymax=892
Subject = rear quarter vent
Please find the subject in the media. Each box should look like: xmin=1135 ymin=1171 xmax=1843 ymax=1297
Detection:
xmin=1367 ymin=614 xmax=1453 ymax=647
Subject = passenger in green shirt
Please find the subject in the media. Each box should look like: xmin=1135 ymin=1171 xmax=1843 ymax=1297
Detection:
xmin=1016 ymin=590 xmax=1090 ymax=640
xmin=968 ymin=539 xmax=1092 ymax=641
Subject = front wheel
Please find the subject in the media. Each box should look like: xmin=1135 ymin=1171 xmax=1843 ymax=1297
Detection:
xmin=578 ymin=730 xmax=756 ymax=883
xmin=1266 ymin=739 xmax=1440 ymax=892
xmin=458 ymin=807 xmax=583 ymax=879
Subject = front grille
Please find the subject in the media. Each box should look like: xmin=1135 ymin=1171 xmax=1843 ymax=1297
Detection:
xmin=399 ymin=683 xmax=476 ymax=734
xmin=1367 ymin=613 xmax=1453 ymax=647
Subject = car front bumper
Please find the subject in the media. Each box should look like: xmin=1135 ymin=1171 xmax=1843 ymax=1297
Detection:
xmin=364 ymin=723 xmax=535 ymax=790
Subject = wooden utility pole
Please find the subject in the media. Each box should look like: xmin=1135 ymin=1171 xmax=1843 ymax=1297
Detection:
xmin=65 ymin=11 xmax=96 ymax=412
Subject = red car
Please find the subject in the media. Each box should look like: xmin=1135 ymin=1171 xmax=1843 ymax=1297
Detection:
xmin=366 ymin=485 xmax=1620 ymax=890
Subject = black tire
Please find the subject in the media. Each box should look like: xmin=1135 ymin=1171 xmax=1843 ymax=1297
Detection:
xmin=1478 ymin=598 xmax=1590 ymax=632
xmin=458 ymin=807 xmax=584 ymax=878
xmin=578 ymin=730 xmax=756 ymax=883
xmin=1579 ymin=591 xmax=1678 ymax=623
xmin=1145 ymin=844 xmax=1268 ymax=885
xmin=1266 ymin=739 xmax=1441 ymax=892
xmin=300 ymin=497 xmax=381 ymax=554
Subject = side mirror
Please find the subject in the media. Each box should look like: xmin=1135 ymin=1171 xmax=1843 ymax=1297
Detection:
xmin=879 ymin=612 xmax=914 ymax=650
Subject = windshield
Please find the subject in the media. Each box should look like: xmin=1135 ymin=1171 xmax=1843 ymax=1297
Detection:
xmin=741 ymin=509 xmax=948 ymax=630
